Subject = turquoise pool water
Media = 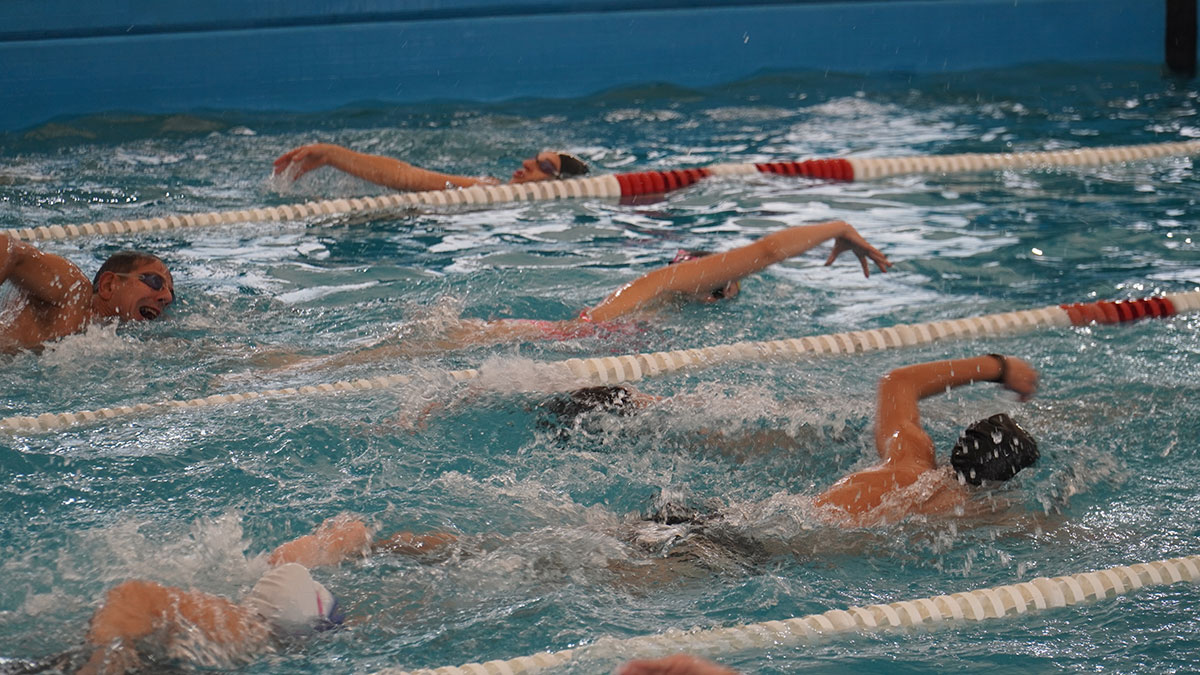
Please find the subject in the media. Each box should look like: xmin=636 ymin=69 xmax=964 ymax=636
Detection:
xmin=1 ymin=63 xmax=1199 ymax=673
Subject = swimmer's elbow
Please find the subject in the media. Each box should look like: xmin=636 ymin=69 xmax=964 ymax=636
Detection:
xmin=877 ymin=369 xmax=918 ymax=400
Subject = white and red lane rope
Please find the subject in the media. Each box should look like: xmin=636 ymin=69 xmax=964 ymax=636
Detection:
xmin=372 ymin=554 xmax=1200 ymax=675
xmin=5 ymin=139 xmax=1199 ymax=243
xmin=3 ymin=290 xmax=1196 ymax=434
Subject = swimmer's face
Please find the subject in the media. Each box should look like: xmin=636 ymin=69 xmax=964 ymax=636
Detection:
xmin=692 ymin=280 xmax=740 ymax=303
xmin=511 ymin=151 xmax=560 ymax=183
xmin=97 ymin=260 xmax=175 ymax=322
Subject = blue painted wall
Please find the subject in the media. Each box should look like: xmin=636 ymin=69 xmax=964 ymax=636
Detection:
xmin=0 ymin=0 xmax=1165 ymax=132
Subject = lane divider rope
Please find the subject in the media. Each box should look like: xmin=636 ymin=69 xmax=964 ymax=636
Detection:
xmin=5 ymin=140 xmax=1199 ymax=243
xmin=372 ymin=554 xmax=1200 ymax=674
xmin=3 ymin=290 xmax=1196 ymax=434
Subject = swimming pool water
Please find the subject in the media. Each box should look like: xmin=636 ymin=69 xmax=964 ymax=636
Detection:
xmin=1 ymin=62 xmax=1199 ymax=673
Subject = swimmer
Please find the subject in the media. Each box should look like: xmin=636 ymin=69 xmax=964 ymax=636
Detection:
xmin=638 ymin=353 xmax=1040 ymax=533
xmin=813 ymin=353 xmax=1039 ymax=523
xmin=536 ymin=386 xmax=805 ymax=462
xmin=0 ymin=235 xmax=175 ymax=354
xmin=75 ymin=516 xmax=454 ymax=675
xmin=595 ymin=353 xmax=1042 ymax=589
xmin=325 ymin=220 xmax=891 ymax=360
xmin=273 ymin=143 xmax=590 ymax=191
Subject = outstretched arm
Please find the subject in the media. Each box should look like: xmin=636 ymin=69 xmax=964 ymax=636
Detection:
xmin=0 ymin=233 xmax=92 ymax=310
xmin=266 ymin=515 xmax=373 ymax=568
xmin=584 ymin=221 xmax=890 ymax=322
xmin=873 ymin=354 xmax=1038 ymax=465
xmin=273 ymin=143 xmax=495 ymax=191
xmin=266 ymin=515 xmax=458 ymax=566
xmin=371 ymin=530 xmax=458 ymax=556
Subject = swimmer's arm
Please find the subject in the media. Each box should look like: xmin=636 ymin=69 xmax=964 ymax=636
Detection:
xmin=0 ymin=233 xmax=91 ymax=309
xmin=81 ymin=580 xmax=263 ymax=675
xmin=273 ymin=143 xmax=495 ymax=191
xmin=874 ymin=355 xmax=1038 ymax=463
xmin=584 ymin=221 xmax=890 ymax=322
xmin=372 ymin=530 xmax=458 ymax=556
xmin=266 ymin=516 xmax=373 ymax=568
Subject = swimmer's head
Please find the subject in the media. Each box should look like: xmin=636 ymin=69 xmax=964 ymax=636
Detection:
xmin=544 ymin=386 xmax=639 ymax=421
xmin=244 ymin=563 xmax=344 ymax=633
xmin=669 ymin=249 xmax=740 ymax=302
xmin=91 ymin=251 xmax=175 ymax=322
xmin=537 ymin=386 xmax=640 ymax=441
xmin=950 ymin=413 xmax=1039 ymax=486
xmin=511 ymin=151 xmax=590 ymax=183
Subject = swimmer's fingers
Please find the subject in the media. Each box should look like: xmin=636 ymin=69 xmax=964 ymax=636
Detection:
xmin=824 ymin=238 xmax=890 ymax=278
xmin=272 ymin=145 xmax=328 ymax=179
xmin=868 ymin=247 xmax=892 ymax=275
xmin=823 ymin=240 xmax=848 ymax=269
xmin=272 ymin=152 xmax=296 ymax=174
xmin=272 ymin=147 xmax=307 ymax=175
xmin=856 ymin=249 xmax=870 ymax=277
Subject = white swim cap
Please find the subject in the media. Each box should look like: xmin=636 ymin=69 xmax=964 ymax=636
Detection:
xmin=244 ymin=563 xmax=342 ymax=632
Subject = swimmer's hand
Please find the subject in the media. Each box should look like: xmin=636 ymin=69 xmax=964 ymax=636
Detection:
xmin=273 ymin=143 xmax=346 ymax=180
xmin=824 ymin=223 xmax=892 ymax=277
xmin=998 ymin=356 xmax=1038 ymax=402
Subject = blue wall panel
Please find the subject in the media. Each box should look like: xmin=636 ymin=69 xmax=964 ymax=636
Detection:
xmin=0 ymin=0 xmax=1164 ymax=132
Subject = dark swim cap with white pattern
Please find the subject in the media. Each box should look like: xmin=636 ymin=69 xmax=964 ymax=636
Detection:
xmin=950 ymin=413 xmax=1039 ymax=486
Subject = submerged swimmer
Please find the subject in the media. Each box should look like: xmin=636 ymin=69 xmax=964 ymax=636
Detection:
xmin=71 ymin=517 xmax=452 ymax=675
xmin=273 ymin=143 xmax=590 ymax=191
xmin=0 ymin=234 xmax=175 ymax=354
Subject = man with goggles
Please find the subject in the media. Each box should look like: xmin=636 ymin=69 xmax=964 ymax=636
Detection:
xmin=1 ymin=233 xmax=174 ymax=353
xmin=273 ymin=143 xmax=589 ymax=191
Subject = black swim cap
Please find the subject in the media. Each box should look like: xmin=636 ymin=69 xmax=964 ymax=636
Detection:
xmin=542 ymin=386 xmax=637 ymax=422
xmin=556 ymin=153 xmax=589 ymax=178
xmin=950 ymin=413 xmax=1039 ymax=486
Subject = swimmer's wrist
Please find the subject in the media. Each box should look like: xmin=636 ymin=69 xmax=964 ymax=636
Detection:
xmin=986 ymin=353 xmax=1008 ymax=383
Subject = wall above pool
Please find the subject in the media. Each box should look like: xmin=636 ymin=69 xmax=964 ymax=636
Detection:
xmin=0 ymin=0 xmax=1180 ymax=132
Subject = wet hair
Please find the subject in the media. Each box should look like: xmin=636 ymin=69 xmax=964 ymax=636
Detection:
xmin=556 ymin=153 xmax=589 ymax=178
xmin=669 ymin=249 xmax=712 ymax=265
xmin=668 ymin=249 xmax=733 ymax=299
xmin=92 ymin=251 xmax=165 ymax=291
xmin=950 ymin=413 xmax=1040 ymax=486
xmin=536 ymin=386 xmax=639 ymax=442
xmin=542 ymin=386 xmax=638 ymax=422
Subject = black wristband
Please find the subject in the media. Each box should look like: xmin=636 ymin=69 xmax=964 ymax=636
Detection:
xmin=986 ymin=353 xmax=1008 ymax=382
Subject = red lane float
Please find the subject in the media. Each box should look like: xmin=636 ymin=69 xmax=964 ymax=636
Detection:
xmin=755 ymin=158 xmax=855 ymax=181
xmin=614 ymin=168 xmax=712 ymax=196
xmin=1061 ymin=296 xmax=1176 ymax=326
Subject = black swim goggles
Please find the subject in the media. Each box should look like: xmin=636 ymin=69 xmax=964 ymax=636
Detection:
xmin=113 ymin=271 xmax=175 ymax=302
xmin=537 ymin=157 xmax=560 ymax=178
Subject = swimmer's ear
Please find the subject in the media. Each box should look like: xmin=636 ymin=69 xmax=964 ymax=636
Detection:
xmin=93 ymin=271 xmax=118 ymax=299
